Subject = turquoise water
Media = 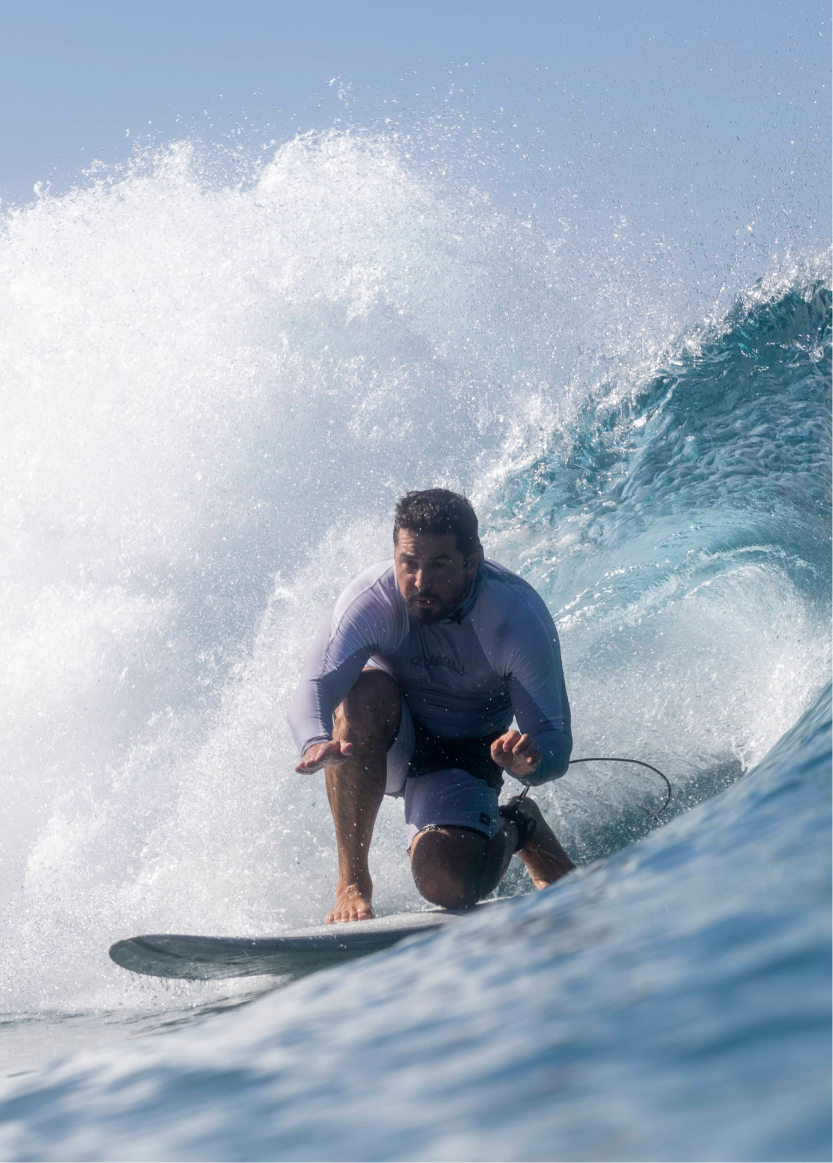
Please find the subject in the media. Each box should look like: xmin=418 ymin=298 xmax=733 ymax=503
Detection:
xmin=0 ymin=132 xmax=829 ymax=1160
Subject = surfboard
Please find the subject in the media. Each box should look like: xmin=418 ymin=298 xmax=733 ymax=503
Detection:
xmin=109 ymin=904 xmax=499 ymax=981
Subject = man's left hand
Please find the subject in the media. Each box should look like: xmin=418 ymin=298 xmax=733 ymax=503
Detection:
xmin=491 ymin=731 xmax=541 ymax=779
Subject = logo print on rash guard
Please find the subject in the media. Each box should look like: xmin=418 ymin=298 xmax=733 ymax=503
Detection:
xmin=411 ymin=654 xmax=467 ymax=675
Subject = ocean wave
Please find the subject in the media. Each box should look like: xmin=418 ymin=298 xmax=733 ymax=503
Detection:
xmin=0 ymin=686 xmax=827 ymax=1162
xmin=0 ymin=130 xmax=828 ymax=1028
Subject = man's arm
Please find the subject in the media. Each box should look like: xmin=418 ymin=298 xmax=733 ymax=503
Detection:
xmin=286 ymin=565 xmax=403 ymax=766
xmin=497 ymin=589 xmax=572 ymax=786
xmin=287 ymin=620 xmax=373 ymax=759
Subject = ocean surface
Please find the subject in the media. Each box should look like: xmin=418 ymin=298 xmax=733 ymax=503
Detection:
xmin=0 ymin=130 xmax=829 ymax=1161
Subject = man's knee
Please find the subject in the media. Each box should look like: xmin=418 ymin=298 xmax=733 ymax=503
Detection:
xmin=410 ymin=828 xmax=486 ymax=910
xmin=334 ymin=669 xmax=400 ymax=742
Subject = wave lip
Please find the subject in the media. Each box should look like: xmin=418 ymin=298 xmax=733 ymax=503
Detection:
xmin=493 ymin=275 xmax=831 ymax=578
xmin=480 ymin=271 xmax=831 ymax=869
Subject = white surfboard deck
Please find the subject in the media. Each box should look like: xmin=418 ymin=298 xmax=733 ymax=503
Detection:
xmin=109 ymin=901 xmax=508 ymax=981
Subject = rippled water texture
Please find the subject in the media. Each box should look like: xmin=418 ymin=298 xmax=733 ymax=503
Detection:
xmin=0 ymin=687 xmax=829 ymax=1162
xmin=0 ymin=132 xmax=829 ymax=1160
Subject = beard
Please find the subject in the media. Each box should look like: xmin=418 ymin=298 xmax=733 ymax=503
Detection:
xmin=406 ymin=585 xmax=467 ymax=625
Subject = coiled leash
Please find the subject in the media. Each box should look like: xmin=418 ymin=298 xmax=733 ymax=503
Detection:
xmin=501 ymin=756 xmax=673 ymax=848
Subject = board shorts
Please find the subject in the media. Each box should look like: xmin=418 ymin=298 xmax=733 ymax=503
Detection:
xmin=385 ymin=697 xmax=502 ymax=846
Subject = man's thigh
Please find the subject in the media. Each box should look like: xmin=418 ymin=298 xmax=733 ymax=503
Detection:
xmin=404 ymin=767 xmax=500 ymax=848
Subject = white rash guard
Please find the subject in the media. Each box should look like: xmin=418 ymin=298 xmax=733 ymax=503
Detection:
xmin=287 ymin=558 xmax=572 ymax=790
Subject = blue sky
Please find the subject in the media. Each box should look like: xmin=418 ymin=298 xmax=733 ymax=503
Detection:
xmin=0 ymin=0 xmax=828 ymax=261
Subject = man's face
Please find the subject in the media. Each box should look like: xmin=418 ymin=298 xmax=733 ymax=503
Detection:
xmin=394 ymin=529 xmax=482 ymax=625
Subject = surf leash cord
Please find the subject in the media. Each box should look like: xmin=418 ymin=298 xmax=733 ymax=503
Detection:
xmin=515 ymin=756 xmax=673 ymax=824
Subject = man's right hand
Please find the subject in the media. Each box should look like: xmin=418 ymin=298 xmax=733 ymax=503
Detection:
xmin=295 ymin=740 xmax=354 ymax=774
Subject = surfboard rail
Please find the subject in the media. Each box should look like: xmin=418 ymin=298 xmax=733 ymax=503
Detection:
xmin=109 ymin=908 xmax=476 ymax=980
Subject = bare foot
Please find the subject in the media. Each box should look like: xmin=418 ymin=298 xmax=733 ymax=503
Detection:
xmin=325 ymin=881 xmax=375 ymax=924
xmin=507 ymin=795 xmax=575 ymax=888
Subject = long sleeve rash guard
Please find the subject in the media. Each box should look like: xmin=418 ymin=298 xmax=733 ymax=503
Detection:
xmin=287 ymin=558 xmax=572 ymax=786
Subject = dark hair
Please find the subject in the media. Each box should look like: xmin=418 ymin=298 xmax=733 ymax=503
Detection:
xmin=393 ymin=489 xmax=480 ymax=558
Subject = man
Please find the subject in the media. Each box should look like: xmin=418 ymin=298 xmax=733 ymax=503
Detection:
xmin=288 ymin=488 xmax=575 ymax=923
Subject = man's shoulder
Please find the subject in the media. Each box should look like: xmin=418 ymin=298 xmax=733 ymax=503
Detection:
xmin=479 ymin=560 xmax=554 ymax=626
xmin=332 ymin=559 xmax=400 ymax=624
xmin=481 ymin=558 xmax=540 ymax=600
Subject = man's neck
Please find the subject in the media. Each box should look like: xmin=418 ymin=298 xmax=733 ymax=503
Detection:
xmin=440 ymin=565 xmax=483 ymax=624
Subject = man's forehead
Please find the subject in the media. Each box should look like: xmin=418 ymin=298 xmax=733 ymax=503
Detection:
xmin=395 ymin=529 xmax=459 ymax=556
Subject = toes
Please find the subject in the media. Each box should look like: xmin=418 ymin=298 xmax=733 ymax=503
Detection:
xmin=325 ymin=903 xmax=374 ymax=924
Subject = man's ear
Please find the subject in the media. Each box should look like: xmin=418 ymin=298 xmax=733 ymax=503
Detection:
xmin=468 ymin=545 xmax=484 ymax=576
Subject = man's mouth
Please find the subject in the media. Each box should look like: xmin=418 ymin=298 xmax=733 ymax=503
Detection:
xmin=409 ymin=593 xmax=441 ymax=607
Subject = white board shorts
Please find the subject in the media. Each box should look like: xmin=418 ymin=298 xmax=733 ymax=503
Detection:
xmin=385 ymin=697 xmax=501 ymax=846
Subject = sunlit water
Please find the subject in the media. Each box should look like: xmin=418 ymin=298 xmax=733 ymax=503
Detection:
xmin=0 ymin=130 xmax=829 ymax=1160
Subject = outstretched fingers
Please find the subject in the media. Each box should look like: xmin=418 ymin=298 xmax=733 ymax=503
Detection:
xmin=296 ymin=739 xmax=354 ymax=774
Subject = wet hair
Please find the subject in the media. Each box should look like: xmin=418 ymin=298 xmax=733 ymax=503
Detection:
xmin=393 ymin=489 xmax=480 ymax=559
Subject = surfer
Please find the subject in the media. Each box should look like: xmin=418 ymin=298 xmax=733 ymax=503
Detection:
xmin=288 ymin=489 xmax=575 ymax=923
